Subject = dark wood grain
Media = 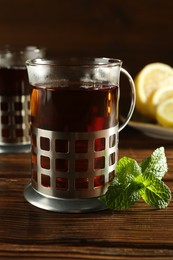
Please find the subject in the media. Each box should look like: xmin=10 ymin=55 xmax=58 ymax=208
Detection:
xmin=0 ymin=127 xmax=173 ymax=259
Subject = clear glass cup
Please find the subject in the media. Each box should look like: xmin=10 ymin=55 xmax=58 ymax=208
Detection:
xmin=0 ymin=46 xmax=46 ymax=153
xmin=24 ymin=57 xmax=136 ymax=212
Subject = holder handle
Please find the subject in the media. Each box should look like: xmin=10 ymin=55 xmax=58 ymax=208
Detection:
xmin=118 ymin=68 xmax=136 ymax=132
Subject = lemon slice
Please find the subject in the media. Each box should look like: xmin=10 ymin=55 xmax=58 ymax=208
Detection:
xmin=148 ymin=85 xmax=173 ymax=118
xmin=134 ymin=63 xmax=173 ymax=117
xmin=156 ymin=98 xmax=173 ymax=128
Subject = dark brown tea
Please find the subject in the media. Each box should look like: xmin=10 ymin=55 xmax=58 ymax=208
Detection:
xmin=0 ymin=67 xmax=30 ymax=96
xmin=31 ymin=82 xmax=119 ymax=132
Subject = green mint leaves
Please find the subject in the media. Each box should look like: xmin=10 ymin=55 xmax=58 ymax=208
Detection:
xmin=102 ymin=147 xmax=172 ymax=210
xmin=140 ymin=147 xmax=168 ymax=180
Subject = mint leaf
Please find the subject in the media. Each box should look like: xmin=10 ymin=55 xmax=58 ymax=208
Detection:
xmin=102 ymin=177 xmax=142 ymax=210
xmin=136 ymin=172 xmax=172 ymax=209
xmin=142 ymin=183 xmax=171 ymax=209
xmin=140 ymin=147 xmax=167 ymax=180
xmin=116 ymin=157 xmax=142 ymax=182
xmin=101 ymin=157 xmax=142 ymax=209
xmin=102 ymin=147 xmax=171 ymax=211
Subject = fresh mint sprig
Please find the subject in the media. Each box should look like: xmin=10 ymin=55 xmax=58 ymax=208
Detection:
xmin=102 ymin=147 xmax=172 ymax=210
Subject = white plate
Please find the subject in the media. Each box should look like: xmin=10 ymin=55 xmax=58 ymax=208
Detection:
xmin=123 ymin=111 xmax=173 ymax=140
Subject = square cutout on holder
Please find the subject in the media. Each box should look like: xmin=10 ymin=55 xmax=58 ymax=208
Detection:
xmin=56 ymin=177 xmax=68 ymax=190
xmin=75 ymin=178 xmax=89 ymax=189
xmin=27 ymin=101 xmax=30 ymax=110
xmin=94 ymin=156 xmax=105 ymax=169
xmin=41 ymin=174 xmax=50 ymax=187
xmin=94 ymin=138 xmax=105 ymax=151
xmin=75 ymin=140 xmax=88 ymax=153
xmin=94 ymin=175 xmax=105 ymax=188
xmin=55 ymin=158 xmax=68 ymax=172
xmin=15 ymin=115 xmax=23 ymax=124
xmin=40 ymin=136 xmax=50 ymax=151
xmin=15 ymin=129 xmax=23 ymax=137
xmin=14 ymin=102 xmax=22 ymax=111
xmin=109 ymin=153 xmax=115 ymax=166
xmin=55 ymin=139 xmax=68 ymax=153
xmin=109 ymin=134 xmax=116 ymax=148
xmin=75 ymin=159 xmax=88 ymax=172
xmin=1 ymin=102 xmax=8 ymax=111
xmin=40 ymin=155 xmax=50 ymax=169
xmin=2 ymin=128 xmax=10 ymax=138
xmin=1 ymin=115 xmax=9 ymax=124
xmin=109 ymin=171 xmax=115 ymax=183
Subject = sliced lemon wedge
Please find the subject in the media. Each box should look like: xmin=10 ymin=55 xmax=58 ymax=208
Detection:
xmin=148 ymin=85 xmax=173 ymax=118
xmin=156 ymin=98 xmax=173 ymax=128
xmin=134 ymin=63 xmax=173 ymax=118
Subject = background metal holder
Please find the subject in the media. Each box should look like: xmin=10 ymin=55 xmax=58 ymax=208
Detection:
xmin=0 ymin=95 xmax=31 ymax=153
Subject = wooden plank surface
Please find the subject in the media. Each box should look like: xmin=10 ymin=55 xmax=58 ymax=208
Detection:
xmin=0 ymin=127 xmax=173 ymax=259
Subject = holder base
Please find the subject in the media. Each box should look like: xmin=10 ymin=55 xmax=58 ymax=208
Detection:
xmin=24 ymin=183 xmax=106 ymax=213
xmin=0 ymin=144 xmax=31 ymax=153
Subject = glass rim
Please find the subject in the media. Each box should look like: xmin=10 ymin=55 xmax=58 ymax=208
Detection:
xmin=26 ymin=57 xmax=123 ymax=67
xmin=0 ymin=45 xmax=46 ymax=54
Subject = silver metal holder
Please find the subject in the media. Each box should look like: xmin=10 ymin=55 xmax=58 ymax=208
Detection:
xmin=24 ymin=125 xmax=118 ymax=212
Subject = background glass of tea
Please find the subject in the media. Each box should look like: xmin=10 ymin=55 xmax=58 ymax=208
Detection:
xmin=0 ymin=46 xmax=46 ymax=153
xmin=24 ymin=57 xmax=136 ymax=213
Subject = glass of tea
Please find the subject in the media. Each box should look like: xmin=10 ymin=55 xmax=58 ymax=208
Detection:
xmin=0 ymin=46 xmax=46 ymax=153
xmin=24 ymin=57 xmax=136 ymax=213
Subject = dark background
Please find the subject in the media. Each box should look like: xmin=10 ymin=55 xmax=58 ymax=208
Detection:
xmin=0 ymin=0 xmax=173 ymax=78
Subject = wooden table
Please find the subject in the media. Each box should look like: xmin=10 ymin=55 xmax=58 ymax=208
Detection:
xmin=0 ymin=127 xmax=173 ymax=259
